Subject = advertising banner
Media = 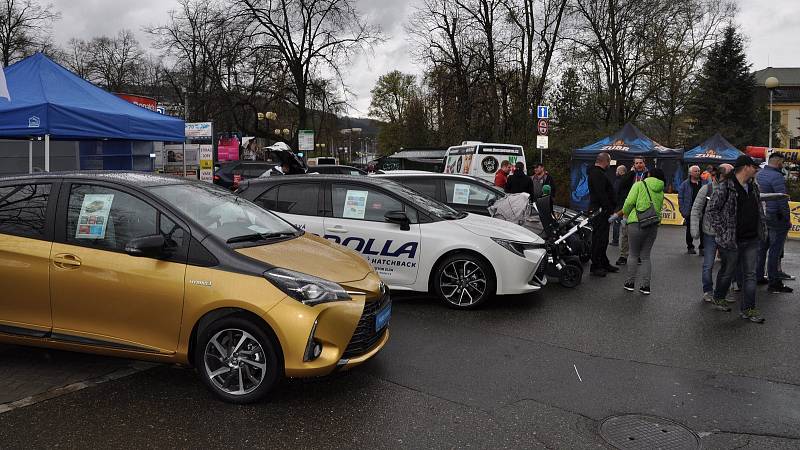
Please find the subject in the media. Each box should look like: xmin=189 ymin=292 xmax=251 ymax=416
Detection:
xmin=660 ymin=193 xmax=685 ymax=226
xmin=199 ymin=144 xmax=214 ymax=182
xmin=115 ymin=93 xmax=158 ymax=112
xmin=789 ymin=202 xmax=800 ymax=240
xmin=217 ymin=135 xmax=240 ymax=162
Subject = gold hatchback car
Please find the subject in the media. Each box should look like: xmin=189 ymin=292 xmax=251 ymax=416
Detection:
xmin=0 ymin=172 xmax=390 ymax=403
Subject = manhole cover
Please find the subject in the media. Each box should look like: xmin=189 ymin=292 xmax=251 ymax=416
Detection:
xmin=599 ymin=414 xmax=700 ymax=449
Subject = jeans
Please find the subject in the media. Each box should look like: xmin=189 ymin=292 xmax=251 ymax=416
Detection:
xmin=591 ymin=212 xmax=611 ymax=270
xmin=626 ymin=223 xmax=659 ymax=286
xmin=611 ymin=220 xmax=621 ymax=244
xmin=757 ymin=218 xmax=789 ymax=284
xmin=714 ymin=239 xmax=760 ymax=312
xmin=701 ymin=233 xmax=717 ymax=293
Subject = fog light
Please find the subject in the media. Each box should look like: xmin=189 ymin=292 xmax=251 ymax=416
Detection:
xmin=303 ymin=320 xmax=322 ymax=362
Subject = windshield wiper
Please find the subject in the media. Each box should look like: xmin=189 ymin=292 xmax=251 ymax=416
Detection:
xmin=226 ymin=231 xmax=295 ymax=244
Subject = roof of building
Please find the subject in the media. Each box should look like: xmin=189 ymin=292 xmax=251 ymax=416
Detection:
xmin=754 ymin=68 xmax=800 ymax=87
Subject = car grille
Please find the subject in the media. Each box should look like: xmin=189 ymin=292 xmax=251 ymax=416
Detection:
xmin=342 ymin=291 xmax=391 ymax=359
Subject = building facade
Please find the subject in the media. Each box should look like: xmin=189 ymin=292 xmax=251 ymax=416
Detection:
xmin=754 ymin=68 xmax=800 ymax=149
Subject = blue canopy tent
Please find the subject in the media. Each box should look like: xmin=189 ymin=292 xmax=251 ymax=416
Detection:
xmin=570 ymin=123 xmax=682 ymax=210
xmin=683 ymin=133 xmax=743 ymax=166
xmin=0 ymin=53 xmax=184 ymax=173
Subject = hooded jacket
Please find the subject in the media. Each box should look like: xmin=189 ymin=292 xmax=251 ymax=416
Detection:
xmin=622 ymin=177 xmax=665 ymax=224
xmin=690 ymin=181 xmax=717 ymax=239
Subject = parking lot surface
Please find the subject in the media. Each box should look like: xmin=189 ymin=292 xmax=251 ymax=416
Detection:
xmin=1 ymin=227 xmax=799 ymax=448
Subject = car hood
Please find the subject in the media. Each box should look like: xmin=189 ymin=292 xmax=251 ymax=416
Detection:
xmin=454 ymin=213 xmax=544 ymax=243
xmin=235 ymin=233 xmax=374 ymax=283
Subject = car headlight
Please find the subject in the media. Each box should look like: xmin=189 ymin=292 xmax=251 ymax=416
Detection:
xmin=491 ymin=238 xmax=544 ymax=258
xmin=263 ymin=268 xmax=351 ymax=306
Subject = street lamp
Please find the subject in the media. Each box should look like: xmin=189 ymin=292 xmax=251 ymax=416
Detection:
xmin=766 ymin=76 xmax=780 ymax=154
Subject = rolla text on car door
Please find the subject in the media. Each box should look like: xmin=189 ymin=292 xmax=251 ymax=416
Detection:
xmin=323 ymin=183 xmax=422 ymax=286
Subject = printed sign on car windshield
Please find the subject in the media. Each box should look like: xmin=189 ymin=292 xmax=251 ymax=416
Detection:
xmin=75 ymin=194 xmax=114 ymax=239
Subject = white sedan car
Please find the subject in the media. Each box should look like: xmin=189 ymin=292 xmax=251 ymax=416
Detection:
xmin=236 ymin=175 xmax=547 ymax=309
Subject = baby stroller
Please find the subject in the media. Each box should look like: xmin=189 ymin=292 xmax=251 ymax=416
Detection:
xmin=532 ymin=195 xmax=599 ymax=288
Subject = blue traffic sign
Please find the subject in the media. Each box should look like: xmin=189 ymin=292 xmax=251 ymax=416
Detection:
xmin=537 ymin=105 xmax=549 ymax=119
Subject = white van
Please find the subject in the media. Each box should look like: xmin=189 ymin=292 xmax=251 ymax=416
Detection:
xmin=443 ymin=142 xmax=526 ymax=183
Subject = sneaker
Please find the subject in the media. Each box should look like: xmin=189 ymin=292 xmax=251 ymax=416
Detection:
xmin=756 ymin=277 xmax=769 ymax=285
xmin=777 ymin=271 xmax=796 ymax=280
xmin=590 ymin=268 xmax=607 ymax=277
xmin=712 ymin=299 xmax=731 ymax=312
xmin=616 ymin=257 xmax=627 ymax=266
xmin=688 ymin=248 xmax=697 ymax=254
xmin=624 ymin=281 xmax=635 ymax=292
xmin=604 ymin=265 xmax=620 ymax=273
xmin=702 ymin=292 xmax=713 ymax=303
xmin=639 ymin=285 xmax=651 ymax=295
xmin=740 ymin=308 xmax=765 ymax=323
xmin=769 ymin=283 xmax=793 ymax=294
xmin=732 ymin=284 xmax=741 ymax=292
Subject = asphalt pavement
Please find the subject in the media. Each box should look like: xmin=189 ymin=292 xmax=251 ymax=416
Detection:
xmin=1 ymin=226 xmax=799 ymax=449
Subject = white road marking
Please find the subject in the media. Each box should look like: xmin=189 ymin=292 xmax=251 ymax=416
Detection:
xmin=0 ymin=362 xmax=157 ymax=415
xmin=573 ymin=364 xmax=583 ymax=382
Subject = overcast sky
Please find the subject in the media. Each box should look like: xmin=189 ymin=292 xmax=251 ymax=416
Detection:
xmin=51 ymin=0 xmax=800 ymax=118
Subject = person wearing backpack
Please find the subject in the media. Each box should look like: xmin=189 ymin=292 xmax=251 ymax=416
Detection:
xmin=617 ymin=168 xmax=666 ymax=295
xmin=690 ymin=164 xmax=733 ymax=303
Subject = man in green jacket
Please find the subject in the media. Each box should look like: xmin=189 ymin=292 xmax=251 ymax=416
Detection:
xmin=618 ymin=168 xmax=666 ymax=295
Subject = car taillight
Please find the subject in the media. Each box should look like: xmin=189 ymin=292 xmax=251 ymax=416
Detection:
xmin=213 ymin=175 xmax=220 ymax=181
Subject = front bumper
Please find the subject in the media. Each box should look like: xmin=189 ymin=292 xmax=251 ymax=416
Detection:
xmin=493 ymin=248 xmax=547 ymax=295
xmin=270 ymin=289 xmax=390 ymax=378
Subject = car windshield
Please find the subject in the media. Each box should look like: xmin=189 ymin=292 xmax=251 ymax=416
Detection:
xmin=391 ymin=182 xmax=466 ymax=220
xmin=148 ymin=183 xmax=298 ymax=243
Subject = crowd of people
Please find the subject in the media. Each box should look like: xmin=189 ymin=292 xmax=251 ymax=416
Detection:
xmin=494 ymin=160 xmax=556 ymax=199
xmin=586 ymin=151 xmax=794 ymax=324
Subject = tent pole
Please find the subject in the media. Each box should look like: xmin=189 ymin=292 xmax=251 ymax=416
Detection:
xmin=28 ymin=140 xmax=33 ymax=174
xmin=45 ymin=134 xmax=50 ymax=172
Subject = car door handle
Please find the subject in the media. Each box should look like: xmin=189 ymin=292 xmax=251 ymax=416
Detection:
xmin=53 ymin=253 xmax=82 ymax=269
xmin=325 ymin=226 xmax=348 ymax=234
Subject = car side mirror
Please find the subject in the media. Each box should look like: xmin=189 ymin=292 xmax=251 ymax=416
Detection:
xmin=384 ymin=210 xmax=411 ymax=231
xmin=125 ymin=234 xmax=168 ymax=258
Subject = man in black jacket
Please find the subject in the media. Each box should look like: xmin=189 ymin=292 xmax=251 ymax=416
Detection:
xmin=505 ymin=162 xmax=534 ymax=195
xmin=588 ymin=152 xmax=619 ymax=276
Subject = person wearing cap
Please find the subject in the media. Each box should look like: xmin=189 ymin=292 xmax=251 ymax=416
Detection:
xmin=706 ymin=155 xmax=767 ymax=323
xmin=756 ymin=152 xmax=793 ymax=293
xmin=531 ymin=163 xmax=555 ymax=199
xmin=505 ymin=161 xmax=534 ymax=195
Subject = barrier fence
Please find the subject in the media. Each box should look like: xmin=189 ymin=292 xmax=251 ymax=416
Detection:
xmin=659 ymin=193 xmax=800 ymax=240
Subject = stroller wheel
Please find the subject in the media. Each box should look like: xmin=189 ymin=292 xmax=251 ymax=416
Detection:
xmin=559 ymin=263 xmax=583 ymax=288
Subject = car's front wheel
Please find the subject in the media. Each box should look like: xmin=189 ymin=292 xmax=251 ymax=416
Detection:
xmin=196 ymin=316 xmax=281 ymax=404
xmin=433 ymin=253 xmax=496 ymax=309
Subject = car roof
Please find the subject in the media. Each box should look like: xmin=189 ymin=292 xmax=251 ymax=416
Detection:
xmin=0 ymin=171 xmax=196 ymax=188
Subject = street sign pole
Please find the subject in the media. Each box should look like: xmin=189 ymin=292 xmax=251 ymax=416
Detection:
xmin=535 ymin=108 xmax=549 ymax=165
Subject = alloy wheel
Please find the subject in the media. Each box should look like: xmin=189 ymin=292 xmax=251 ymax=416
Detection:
xmin=439 ymin=260 xmax=487 ymax=307
xmin=204 ymin=328 xmax=268 ymax=396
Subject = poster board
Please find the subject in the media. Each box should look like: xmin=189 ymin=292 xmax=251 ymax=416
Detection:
xmin=75 ymin=194 xmax=114 ymax=239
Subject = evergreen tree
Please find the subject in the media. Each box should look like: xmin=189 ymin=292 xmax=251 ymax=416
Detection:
xmin=688 ymin=26 xmax=767 ymax=149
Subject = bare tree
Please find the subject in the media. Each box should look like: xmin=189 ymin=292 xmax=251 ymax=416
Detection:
xmin=89 ymin=30 xmax=144 ymax=92
xmin=237 ymin=0 xmax=382 ymax=138
xmin=0 ymin=0 xmax=59 ymax=66
xmin=62 ymin=38 xmax=93 ymax=79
